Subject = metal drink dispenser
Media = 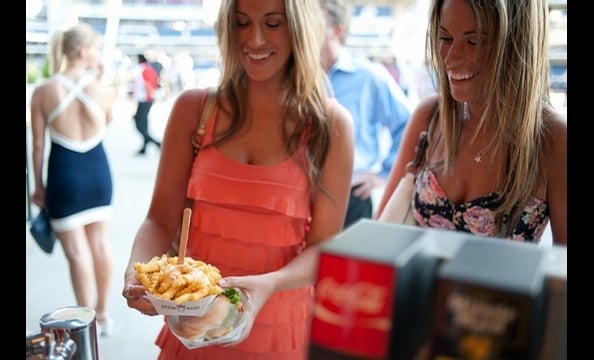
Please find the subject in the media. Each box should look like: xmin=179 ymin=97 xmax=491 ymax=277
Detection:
xmin=309 ymin=220 xmax=439 ymax=359
xmin=26 ymin=306 xmax=99 ymax=360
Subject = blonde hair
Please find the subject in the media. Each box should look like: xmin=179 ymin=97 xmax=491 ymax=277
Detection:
xmin=425 ymin=0 xmax=552 ymax=236
xmin=214 ymin=0 xmax=331 ymax=197
xmin=49 ymin=22 xmax=100 ymax=75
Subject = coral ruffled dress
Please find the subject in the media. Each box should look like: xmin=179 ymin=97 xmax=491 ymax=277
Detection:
xmin=156 ymin=106 xmax=313 ymax=360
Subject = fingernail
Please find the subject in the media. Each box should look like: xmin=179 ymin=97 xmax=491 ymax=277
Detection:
xmin=219 ymin=279 xmax=227 ymax=286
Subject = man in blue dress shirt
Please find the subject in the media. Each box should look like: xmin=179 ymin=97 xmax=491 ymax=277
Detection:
xmin=320 ymin=0 xmax=414 ymax=228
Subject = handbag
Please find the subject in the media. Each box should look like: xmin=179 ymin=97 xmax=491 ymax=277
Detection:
xmin=378 ymin=133 xmax=429 ymax=225
xmin=169 ymin=87 xmax=216 ymax=256
xmin=30 ymin=208 xmax=57 ymax=254
xmin=191 ymin=87 xmax=217 ymax=156
xmin=378 ymin=103 xmax=437 ymax=225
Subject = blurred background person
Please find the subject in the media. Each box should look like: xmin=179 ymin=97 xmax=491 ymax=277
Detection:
xmin=144 ymin=49 xmax=169 ymax=100
xmin=167 ymin=51 xmax=196 ymax=96
xmin=319 ymin=0 xmax=414 ymax=228
xmin=376 ymin=54 xmax=421 ymax=107
xmin=131 ymin=53 xmax=161 ymax=155
xmin=414 ymin=58 xmax=438 ymax=101
xmin=29 ymin=22 xmax=116 ymax=336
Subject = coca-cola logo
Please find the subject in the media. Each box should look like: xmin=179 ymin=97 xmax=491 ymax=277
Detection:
xmin=316 ymin=277 xmax=387 ymax=314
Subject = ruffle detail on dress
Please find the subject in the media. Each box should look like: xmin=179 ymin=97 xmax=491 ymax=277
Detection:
xmin=187 ymin=142 xmax=310 ymax=214
xmin=251 ymin=286 xmax=313 ymax=324
xmin=187 ymin=202 xmax=308 ymax=248
xmin=157 ymin=113 xmax=314 ymax=359
xmin=187 ymin=231 xmax=305 ymax=275
xmin=187 ymin=167 xmax=310 ymax=220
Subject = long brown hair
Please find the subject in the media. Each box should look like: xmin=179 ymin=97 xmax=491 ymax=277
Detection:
xmin=213 ymin=0 xmax=332 ymax=199
xmin=425 ymin=0 xmax=552 ymax=236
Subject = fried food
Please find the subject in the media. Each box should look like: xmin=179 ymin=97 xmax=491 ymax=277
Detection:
xmin=134 ymin=255 xmax=223 ymax=304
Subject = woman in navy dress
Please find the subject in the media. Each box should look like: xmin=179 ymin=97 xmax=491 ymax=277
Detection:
xmin=29 ymin=22 xmax=116 ymax=336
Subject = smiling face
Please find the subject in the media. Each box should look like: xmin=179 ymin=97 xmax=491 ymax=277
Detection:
xmin=235 ymin=0 xmax=292 ymax=84
xmin=438 ymin=0 xmax=486 ymax=102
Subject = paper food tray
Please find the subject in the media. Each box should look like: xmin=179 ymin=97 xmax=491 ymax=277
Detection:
xmin=146 ymin=292 xmax=218 ymax=316
xmin=166 ymin=289 xmax=252 ymax=349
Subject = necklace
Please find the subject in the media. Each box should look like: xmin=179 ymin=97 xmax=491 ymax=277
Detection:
xmin=473 ymin=147 xmax=490 ymax=164
xmin=464 ymin=103 xmax=486 ymax=165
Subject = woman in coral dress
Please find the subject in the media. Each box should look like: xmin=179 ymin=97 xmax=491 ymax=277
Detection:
xmin=122 ymin=0 xmax=355 ymax=359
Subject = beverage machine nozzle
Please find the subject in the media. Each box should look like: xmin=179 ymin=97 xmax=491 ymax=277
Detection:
xmin=25 ymin=306 xmax=98 ymax=360
xmin=26 ymin=331 xmax=77 ymax=360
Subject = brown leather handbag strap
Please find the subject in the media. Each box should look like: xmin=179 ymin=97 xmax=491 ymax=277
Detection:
xmin=191 ymin=87 xmax=217 ymax=156
xmin=173 ymin=87 xmax=217 ymax=255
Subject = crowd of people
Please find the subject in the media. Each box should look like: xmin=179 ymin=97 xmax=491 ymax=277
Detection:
xmin=28 ymin=0 xmax=566 ymax=357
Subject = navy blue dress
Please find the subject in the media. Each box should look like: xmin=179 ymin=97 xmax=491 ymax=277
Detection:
xmin=44 ymin=74 xmax=113 ymax=232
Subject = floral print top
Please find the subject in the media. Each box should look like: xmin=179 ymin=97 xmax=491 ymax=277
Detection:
xmin=412 ymin=167 xmax=550 ymax=243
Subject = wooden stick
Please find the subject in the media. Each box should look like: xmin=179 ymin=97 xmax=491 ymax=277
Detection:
xmin=177 ymin=208 xmax=192 ymax=265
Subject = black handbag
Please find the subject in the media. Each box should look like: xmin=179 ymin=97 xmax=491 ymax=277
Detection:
xmin=30 ymin=208 xmax=57 ymax=254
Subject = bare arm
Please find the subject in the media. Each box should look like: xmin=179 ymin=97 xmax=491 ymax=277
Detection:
xmin=29 ymin=85 xmax=49 ymax=208
xmin=122 ymin=89 xmax=208 ymax=312
xmin=374 ymin=95 xmax=438 ymax=218
xmin=544 ymin=111 xmax=567 ymax=245
xmin=101 ymin=81 xmax=116 ymax=125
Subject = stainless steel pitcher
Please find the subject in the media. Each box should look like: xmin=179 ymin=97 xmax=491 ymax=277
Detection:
xmin=26 ymin=306 xmax=99 ymax=360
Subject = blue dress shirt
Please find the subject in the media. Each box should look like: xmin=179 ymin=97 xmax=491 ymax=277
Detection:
xmin=328 ymin=50 xmax=413 ymax=180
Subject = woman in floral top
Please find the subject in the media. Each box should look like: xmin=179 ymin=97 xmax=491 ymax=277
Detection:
xmin=375 ymin=0 xmax=566 ymax=245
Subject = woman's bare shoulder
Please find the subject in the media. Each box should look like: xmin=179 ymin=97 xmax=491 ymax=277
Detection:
xmin=168 ymin=88 xmax=212 ymax=116
xmin=406 ymin=94 xmax=440 ymax=133
xmin=414 ymin=94 xmax=439 ymax=117
xmin=545 ymin=106 xmax=567 ymax=131
xmin=29 ymin=78 xmax=62 ymax=109
xmin=163 ymin=88 xmax=216 ymax=135
xmin=174 ymin=88 xmax=210 ymax=105
xmin=544 ymin=106 xmax=566 ymax=139
xmin=326 ymin=97 xmax=354 ymax=133
xmin=30 ymin=78 xmax=56 ymax=97
xmin=540 ymin=106 xmax=567 ymax=198
xmin=326 ymin=97 xmax=351 ymax=119
xmin=543 ymin=107 xmax=567 ymax=159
